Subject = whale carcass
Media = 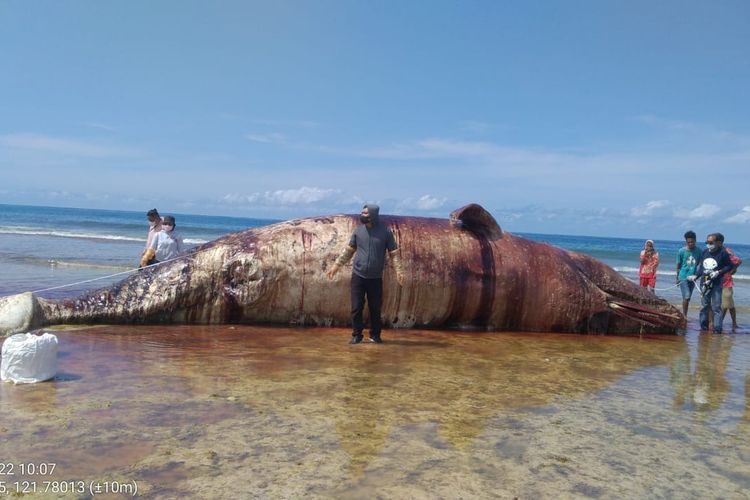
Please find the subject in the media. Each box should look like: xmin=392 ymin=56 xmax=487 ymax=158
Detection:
xmin=0 ymin=204 xmax=683 ymax=336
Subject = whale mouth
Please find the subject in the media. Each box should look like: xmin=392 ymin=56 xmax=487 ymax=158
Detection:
xmin=608 ymin=300 xmax=683 ymax=329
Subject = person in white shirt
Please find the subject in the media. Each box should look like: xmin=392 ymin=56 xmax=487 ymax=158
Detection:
xmin=140 ymin=215 xmax=184 ymax=267
xmin=141 ymin=208 xmax=163 ymax=266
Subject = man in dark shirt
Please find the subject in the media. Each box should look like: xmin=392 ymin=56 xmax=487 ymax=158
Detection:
xmin=327 ymin=204 xmax=405 ymax=344
xmin=688 ymin=232 xmax=735 ymax=333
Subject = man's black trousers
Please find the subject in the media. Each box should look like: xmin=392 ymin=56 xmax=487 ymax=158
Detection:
xmin=351 ymin=274 xmax=383 ymax=339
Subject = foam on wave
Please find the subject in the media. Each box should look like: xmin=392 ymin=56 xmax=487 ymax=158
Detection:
xmin=0 ymin=226 xmax=208 ymax=245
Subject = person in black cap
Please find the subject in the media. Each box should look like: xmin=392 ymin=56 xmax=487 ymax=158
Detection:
xmin=327 ymin=203 xmax=405 ymax=344
xmin=141 ymin=208 xmax=163 ymax=266
xmin=140 ymin=215 xmax=184 ymax=267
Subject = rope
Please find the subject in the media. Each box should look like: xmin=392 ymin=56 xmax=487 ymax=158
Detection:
xmin=654 ymin=278 xmax=714 ymax=294
xmin=652 ymin=282 xmax=680 ymax=292
xmin=27 ymin=254 xmax=193 ymax=295
xmin=626 ymin=278 xmax=681 ymax=292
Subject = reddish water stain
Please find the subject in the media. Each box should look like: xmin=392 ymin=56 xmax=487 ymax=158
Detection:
xmin=1 ymin=324 xmax=747 ymax=498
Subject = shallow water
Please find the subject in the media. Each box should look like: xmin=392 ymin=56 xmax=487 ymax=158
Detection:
xmin=2 ymin=321 xmax=749 ymax=499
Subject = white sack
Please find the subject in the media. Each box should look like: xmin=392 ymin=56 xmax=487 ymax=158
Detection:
xmin=1 ymin=332 xmax=58 ymax=384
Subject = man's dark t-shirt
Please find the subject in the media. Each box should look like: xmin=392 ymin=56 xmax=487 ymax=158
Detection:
xmin=695 ymin=247 xmax=734 ymax=286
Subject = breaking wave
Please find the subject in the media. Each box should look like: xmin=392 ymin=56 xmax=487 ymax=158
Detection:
xmin=0 ymin=226 xmax=208 ymax=245
xmin=614 ymin=266 xmax=748 ymax=282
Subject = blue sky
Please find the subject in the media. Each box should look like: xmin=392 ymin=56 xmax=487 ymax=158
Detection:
xmin=1 ymin=1 xmax=748 ymax=242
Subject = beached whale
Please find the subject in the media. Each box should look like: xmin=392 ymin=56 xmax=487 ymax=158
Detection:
xmin=0 ymin=204 xmax=683 ymax=336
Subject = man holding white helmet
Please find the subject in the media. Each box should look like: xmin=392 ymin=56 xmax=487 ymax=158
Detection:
xmin=687 ymin=233 xmax=734 ymax=333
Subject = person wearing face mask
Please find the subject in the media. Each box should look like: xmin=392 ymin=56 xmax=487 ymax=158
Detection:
xmin=141 ymin=208 xmax=163 ymax=266
xmin=327 ymin=204 xmax=405 ymax=344
xmin=140 ymin=215 xmax=184 ymax=267
xmin=687 ymin=233 xmax=734 ymax=333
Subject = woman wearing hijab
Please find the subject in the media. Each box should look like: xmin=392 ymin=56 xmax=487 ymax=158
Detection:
xmin=639 ymin=239 xmax=660 ymax=292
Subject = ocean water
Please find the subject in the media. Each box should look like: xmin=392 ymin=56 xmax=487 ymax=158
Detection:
xmin=0 ymin=204 xmax=276 ymax=298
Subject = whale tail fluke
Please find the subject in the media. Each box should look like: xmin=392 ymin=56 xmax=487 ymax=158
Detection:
xmin=0 ymin=293 xmax=44 ymax=337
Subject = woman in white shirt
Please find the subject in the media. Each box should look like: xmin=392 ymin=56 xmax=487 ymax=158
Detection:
xmin=140 ymin=215 xmax=184 ymax=266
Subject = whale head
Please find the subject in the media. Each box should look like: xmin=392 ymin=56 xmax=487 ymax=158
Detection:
xmin=0 ymin=293 xmax=42 ymax=336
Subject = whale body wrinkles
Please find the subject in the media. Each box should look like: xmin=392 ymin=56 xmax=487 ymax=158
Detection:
xmin=0 ymin=204 xmax=683 ymax=336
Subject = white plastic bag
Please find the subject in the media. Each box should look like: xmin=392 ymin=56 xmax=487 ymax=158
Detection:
xmin=1 ymin=332 xmax=58 ymax=384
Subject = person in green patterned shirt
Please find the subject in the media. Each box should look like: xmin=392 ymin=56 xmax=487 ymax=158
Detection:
xmin=676 ymin=230 xmax=702 ymax=317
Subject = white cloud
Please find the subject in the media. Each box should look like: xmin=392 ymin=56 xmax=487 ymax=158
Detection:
xmin=330 ymin=143 xmax=437 ymax=160
xmin=415 ymin=138 xmax=498 ymax=157
xmin=686 ymin=204 xmax=721 ymax=219
xmin=257 ymin=130 xmax=747 ymax=194
xmin=264 ymin=187 xmax=339 ymax=204
xmin=725 ymin=206 xmax=750 ymax=224
xmin=0 ymin=133 xmax=137 ymax=157
xmin=415 ymin=195 xmax=447 ymax=210
xmin=336 ymin=139 xmax=571 ymax=172
xmin=399 ymin=194 xmax=448 ymax=211
xmin=220 ymin=189 xmax=450 ymax=217
xmin=634 ymin=114 xmax=697 ymax=131
xmin=222 ymin=187 xmax=341 ymax=207
xmin=245 ymin=133 xmax=286 ymax=144
xmin=5 ymin=189 xmax=113 ymax=205
xmin=630 ymin=200 xmax=671 ymax=217
xmin=633 ymin=114 xmax=750 ymax=147
xmin=83 ymin=192 xmax=111 ymax=202
xmin=223 ymin=193 xmax=260 ymax=205
xmin=500 ymin=212 xmax=524 ymax=221
xmin=315 ymin=138 xmax=506 ymax=161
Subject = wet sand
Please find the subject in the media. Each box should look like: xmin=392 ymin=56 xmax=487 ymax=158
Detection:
xmin=1 ymin=324 xmax=749 ymax=499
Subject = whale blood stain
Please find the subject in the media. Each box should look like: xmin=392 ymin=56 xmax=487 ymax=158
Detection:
xmin=300 ymin=229 xmax=315 ymax=319
xmin=473 ymin=234 xmax=496 ymax=328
